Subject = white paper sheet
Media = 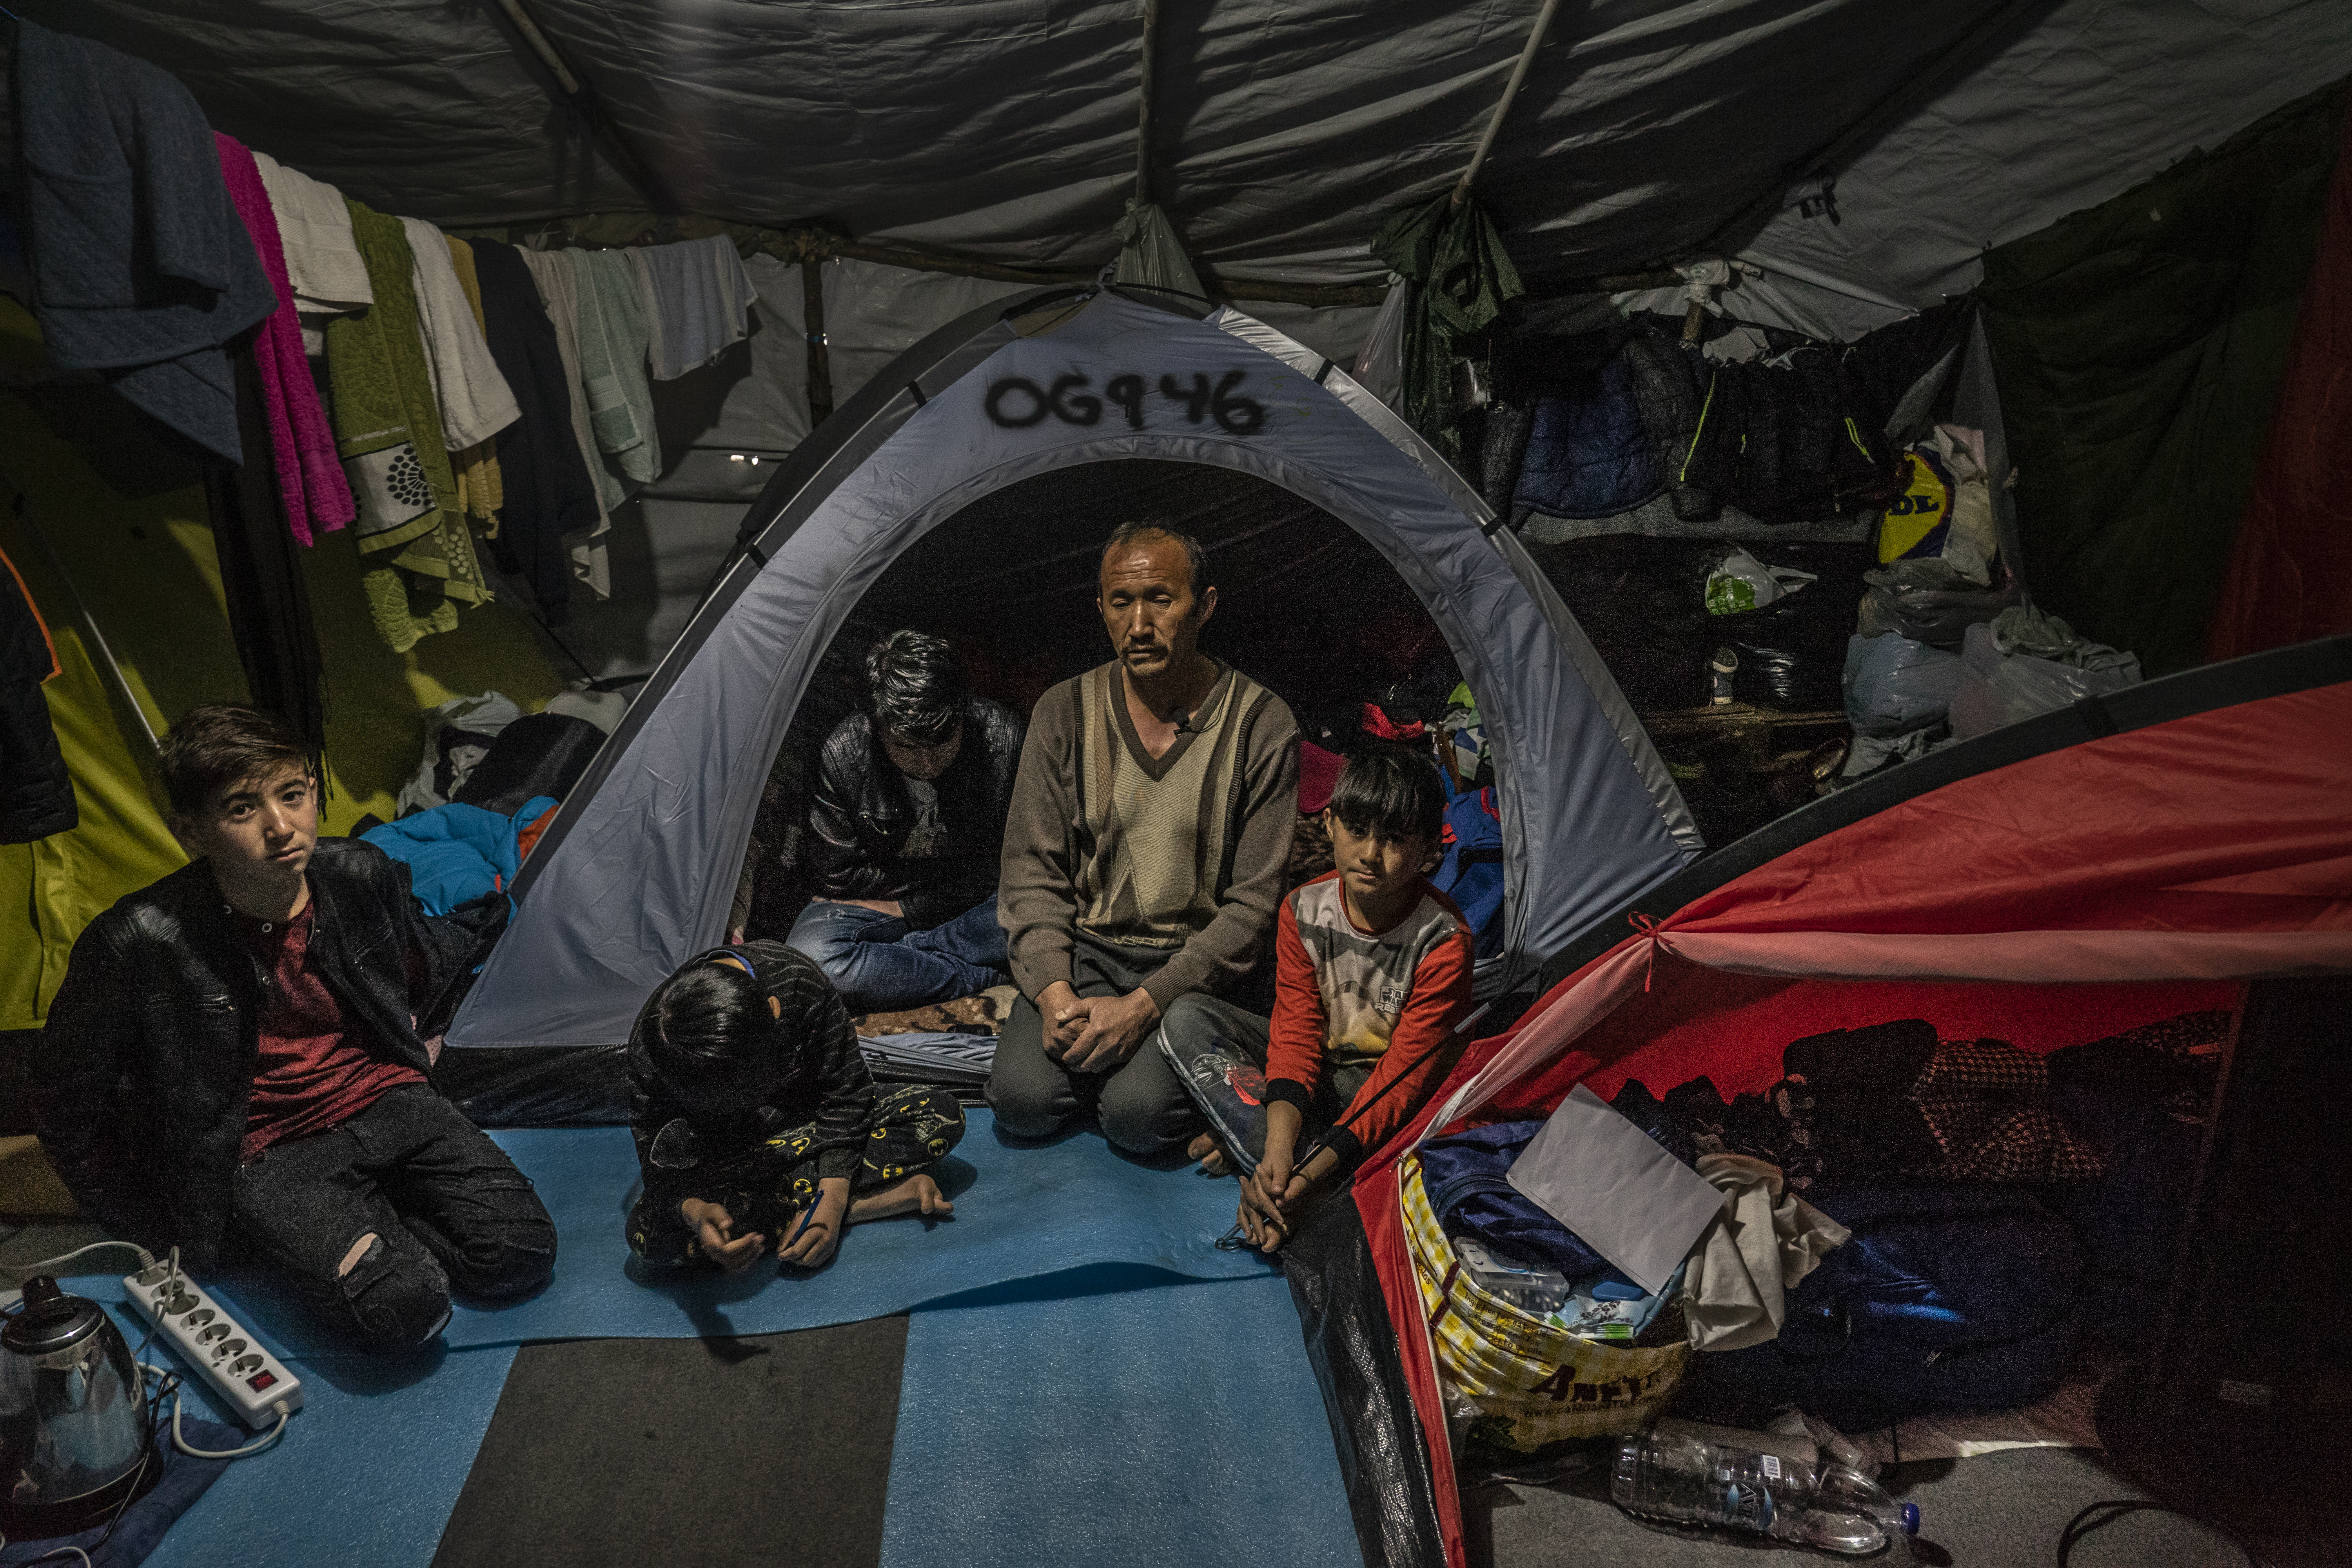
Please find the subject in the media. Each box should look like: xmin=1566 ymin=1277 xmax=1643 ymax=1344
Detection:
xmin=1504 ymin=1083 xmax=1727 ymax=1295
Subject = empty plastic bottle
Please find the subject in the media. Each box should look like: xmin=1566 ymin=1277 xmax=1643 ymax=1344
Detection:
xmin=1612 ymin=1417 xmax=1920 ymax=1556
xmin=1450 ymin=1237 xmax=1570 ymax=1315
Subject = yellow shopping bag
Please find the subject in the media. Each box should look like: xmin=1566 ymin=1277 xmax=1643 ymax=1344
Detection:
xmin=1402 ymin=1154 xmax=1688 ymax=1452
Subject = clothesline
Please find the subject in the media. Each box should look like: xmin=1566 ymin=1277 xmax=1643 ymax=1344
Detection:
xmin=9 ymin=16 xmax=759 ymax=657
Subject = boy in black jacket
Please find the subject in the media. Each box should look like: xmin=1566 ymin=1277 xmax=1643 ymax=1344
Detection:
xmin=36 ymin=705 xmax=555 ymax=1350
xmin=626 ymin=943 xmax=963 ymax=1271
xmin=782 ymin=630 xmax=1024 ymax=1014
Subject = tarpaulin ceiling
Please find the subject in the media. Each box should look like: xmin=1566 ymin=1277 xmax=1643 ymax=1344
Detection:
xmin=24 ymin=1 xmax=2352 ymax=323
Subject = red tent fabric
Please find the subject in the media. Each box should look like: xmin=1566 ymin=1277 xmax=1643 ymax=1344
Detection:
xmin=2207 ymin=106 xmax=2352 ymax=661
xmin=1351 ymin=678 xmax=2352 ymax=1567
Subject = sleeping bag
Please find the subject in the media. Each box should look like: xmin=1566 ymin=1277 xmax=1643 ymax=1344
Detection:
xmin=362 ymin=796 xmax=557 ymax=915
xmin=1681 ymin=1183 xmax=2082 ymax=1430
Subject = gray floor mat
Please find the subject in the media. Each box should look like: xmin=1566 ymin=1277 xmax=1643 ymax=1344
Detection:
xmin=432 ymin=1316 xmax=908 ymax=1568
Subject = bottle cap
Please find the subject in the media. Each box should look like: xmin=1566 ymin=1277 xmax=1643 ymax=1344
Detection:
xmin=1900 ymin=1503 xmax=1920 ymax=1535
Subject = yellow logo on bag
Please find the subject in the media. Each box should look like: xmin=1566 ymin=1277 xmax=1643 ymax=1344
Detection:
xmin=1877 ymin=447 xmax=1955 ymax=564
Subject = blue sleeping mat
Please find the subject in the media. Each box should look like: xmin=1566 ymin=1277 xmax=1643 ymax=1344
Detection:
xmin=60 ymin=1112 xmax=1272 ymax=1358
xmin=882 ymin=1271 xmax=1358 ymax=1568
xmin=33 ymin=1296 xmax=517 ymax=1568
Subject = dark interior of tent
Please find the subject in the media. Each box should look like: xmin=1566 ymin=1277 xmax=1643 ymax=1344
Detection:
xmin=4 ymin=5 xmax=2351 ymax=1568
xmin=734 ymin=458 xmax=1470 ymax=945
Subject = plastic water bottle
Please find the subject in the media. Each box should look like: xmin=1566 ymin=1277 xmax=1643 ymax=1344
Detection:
xmin=1611 ymin=1418 xmax=1920 ymax=1556
xmin=1450 ymin=1238 xmax=1570 ymax=1315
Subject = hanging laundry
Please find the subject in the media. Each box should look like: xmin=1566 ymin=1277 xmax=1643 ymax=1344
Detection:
xmin=1679 ymin=350 xmax=1892 ymax=523
xmin=515 ymin=247 xmax=614 ymax=601
xmin=441 ymin=238 xmax=506 ymax=523
xmin=327 ymin=201 xmax=492 ymax=652
xmin=247 ymin=150 xmax=374 ymax=315
xmin=328 ymin=203 xmax=455 ymax=549
xmin=625 ymin=235 xmax=758 ymax=380
xmin=12 ymin=20 xmax=276 ymax=463
xmin=401 ymin=217 xmax=519 ymax=455
xmin=399 ymin=216 xmax=517 ymax=546
xmin=1510 ymin=350 xmax=1664 ymax=523
xmin=212 ymin=134 xmax=356 ymax=545
xmin=569 ymin=248 xmax=662 ymax=486
xmin=469 ymin=240 xmax=599 ymax=624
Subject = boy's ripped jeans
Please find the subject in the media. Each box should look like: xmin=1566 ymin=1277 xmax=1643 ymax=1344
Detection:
xmin=230 ymin=1083 xmax=557 ymax=1351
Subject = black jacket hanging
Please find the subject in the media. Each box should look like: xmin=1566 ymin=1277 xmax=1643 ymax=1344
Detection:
xmin=469 ymin=239 xmax=599 ymax=625
xmin=205 ymin=339 xmax=327 ymax=755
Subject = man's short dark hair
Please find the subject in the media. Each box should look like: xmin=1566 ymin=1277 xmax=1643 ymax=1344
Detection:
xmin=1327 ymin=744 xmax=1446 ymax=846
xmin=158 ymin=703 xmax=316 ymax=818
xmin=865 ymin=631 xmax=965 ymax=746
xmin=1102 ymin=521 xmax=1208 ymax=599
xmin=641 ymin=957 xmax=777 ymax=1116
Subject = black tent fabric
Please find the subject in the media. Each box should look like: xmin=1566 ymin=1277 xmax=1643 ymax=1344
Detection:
xmin=1982 ymin=80 xmax=2346 ymax=677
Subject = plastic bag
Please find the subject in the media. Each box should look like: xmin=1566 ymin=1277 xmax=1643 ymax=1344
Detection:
xmin=1856 ymin=557 xmax=2021 ymax=648
xmin=1876 ymin=426 xmax=1997 ymax=582
xmin=1842 ymin=633 xmax=1962 ymax=738
xmin=1948 ymin=621 xmax=2141 ymax=740
xmin=1706 ymin=548 xmax=1818 ymax=615
xmin=1351 ymin=276 xmax=1408 ymax=407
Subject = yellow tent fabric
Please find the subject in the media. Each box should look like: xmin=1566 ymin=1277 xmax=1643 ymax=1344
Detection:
xmin=0 ymin=375 xmax=567 ymax=1028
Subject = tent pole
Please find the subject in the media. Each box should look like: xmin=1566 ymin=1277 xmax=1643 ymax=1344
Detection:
xmin=12 ymin=500 xmax=162 ymax=757
xmin=1136 ymin=0 xmax=1161 ymax=207
xmin=481 ymin=0 xmax=681 ymax=214
xmin=1452 ymin=0 xmax=1565 ymax=209
xmin=803 ymin=259 xmax=835 ymax=429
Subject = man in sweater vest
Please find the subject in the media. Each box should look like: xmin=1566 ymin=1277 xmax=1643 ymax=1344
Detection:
xmin=989 ymin=523 xmax=1299 ymax=1154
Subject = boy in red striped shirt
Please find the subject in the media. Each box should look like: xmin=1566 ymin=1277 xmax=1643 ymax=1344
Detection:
xmin=1237 ymin=745 xmax=1474 ymax=1250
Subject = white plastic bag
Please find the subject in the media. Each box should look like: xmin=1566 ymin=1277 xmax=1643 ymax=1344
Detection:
xmin=1706 ymin=548 xmax=1817 ymax=615
xmin=1947 ymin=621 xmax=2141 ymax=740
xmin=1842 ymin=633 xmax=1962 ymax=738
xmin=1351 ymin=276 xmax=1409 ymax=408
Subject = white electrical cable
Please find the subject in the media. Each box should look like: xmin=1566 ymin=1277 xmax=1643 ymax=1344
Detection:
xmin=0 ymin=1533 xmax=93 ymax=1567
xmin=141 ymin=1365 xmax=292 ymax=1458
xmin=0 ymin=1239 xmax=156 ymax=1281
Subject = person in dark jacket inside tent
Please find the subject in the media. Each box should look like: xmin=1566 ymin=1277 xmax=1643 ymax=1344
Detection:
xmin=33 ymin=704 xmax=556 ymax=1352
xmin=784 ymin=630 xmax=1025 ymax=1014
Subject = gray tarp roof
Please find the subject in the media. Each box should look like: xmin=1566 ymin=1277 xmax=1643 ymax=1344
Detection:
xmin=24 ymin=1 xmax=2351 ymax=323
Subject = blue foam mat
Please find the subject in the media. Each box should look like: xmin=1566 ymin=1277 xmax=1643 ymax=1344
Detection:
xmin=51 ymin=1111 xmax=1274 ymax=1358
xmin=881 ymin=1271 xmax=1358 ymax=1568
xmin=54 ymin=1297 xmax=515 ymax=1568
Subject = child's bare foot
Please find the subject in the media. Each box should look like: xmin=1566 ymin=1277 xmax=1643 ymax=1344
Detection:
xmin=846 ymin=1173 xmax=954 ymax=1224
xmin=1187 ymin=1132 xmax=1232 ymax=1176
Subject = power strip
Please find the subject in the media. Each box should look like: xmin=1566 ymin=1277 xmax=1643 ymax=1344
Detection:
xmin=122 ymin=1263 xmax=305 ymax=1430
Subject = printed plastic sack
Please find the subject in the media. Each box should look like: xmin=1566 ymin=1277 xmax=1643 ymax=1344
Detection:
xmin=1876 ymin=427 xmax=1997 ymax=582
xmin=1705 ymin=548 xmax=1817 ymax=615
xmin=1947 ymin=621 xmax=2140 ymax=740
xmin=1842 ymin=633 xmax=1962 ymax=738
xmin=1403 ymin=1157 xmax=1689 ymax=1452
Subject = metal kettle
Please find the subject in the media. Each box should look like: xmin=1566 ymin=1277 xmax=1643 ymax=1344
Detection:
xmin=0 ymin=1277 xmax=155 ymax=1535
